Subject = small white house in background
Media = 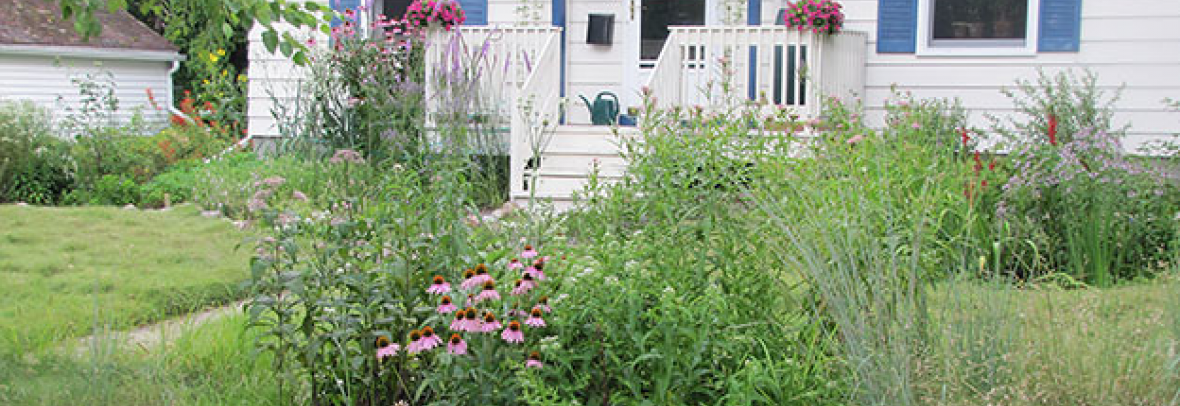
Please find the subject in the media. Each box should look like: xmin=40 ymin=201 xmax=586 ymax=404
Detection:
xmin=249 ymin=0 xmax=1180 ymax=208
xmin=0 ymin=0 xmax=183 ymax=126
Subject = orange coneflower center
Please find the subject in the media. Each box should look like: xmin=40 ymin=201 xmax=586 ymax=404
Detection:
xmin=522 ymin=273 xmax=534 ymax=282
xmin=422 ymin=327 xmax=435 ymax=338
xmin=482 ymin=281 xmax=495 ymax=290
xmin=450 ymin=334 xmax=462 ymax=344
xmin=530 ymin=308 xmax=542 ymax=318
xmin=475 ymin=263 xmax=488 ymax=273
xmin=432 ymin=275 xmax=445 ymax=285
xmin=510 ymin=258 xmax=520 ymax=264
xmin=528 ymin=351 xmax=541 ymax=360
xmin=409 ymin=330 xmax=422 ymax=341
xmin=465 ymin=309 xmax=478 ymax=320
xmin=484 ymin=312 xmax=496 ymax=323
xmin=463 ymin=268 xmax=475 ymax=279
xmin=538 ymin=296 xmax=549 ymax=305
xmin=376 ymin=335 xmax=391 ymax=348
xmin=454 ymin=309 xmax=466 ymax=319
xmin=441 ymin=296 xmax=452 ymax=305
xmin=533 ymin=260 xmax=545 ymax=270
xmin=514 ymin=279 xmax=523 ymax=287
xmin=508 ymin=321 xmax=521 ymax=331
xmin=524 ymin=245 xmax=533 ymax=251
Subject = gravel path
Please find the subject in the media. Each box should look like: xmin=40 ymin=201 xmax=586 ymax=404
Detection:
xmin=74 ymin=300 xmax=246 ymax=355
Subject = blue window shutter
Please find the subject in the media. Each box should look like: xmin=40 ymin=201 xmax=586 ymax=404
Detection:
xmin=877 ymin=0 xmax=918 ymax=53
xmin=458 ymin=0 xmax=488 ymax=25
xmin=1039 ymin=0 xmax=1082 ymax=52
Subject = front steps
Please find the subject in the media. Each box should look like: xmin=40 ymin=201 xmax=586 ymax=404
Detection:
xmin=511 ymin=125 xmax=636 ymax=211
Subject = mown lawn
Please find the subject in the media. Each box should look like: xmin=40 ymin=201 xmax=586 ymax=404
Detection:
xmin=0 ymin=204 xmax=253 ymax=354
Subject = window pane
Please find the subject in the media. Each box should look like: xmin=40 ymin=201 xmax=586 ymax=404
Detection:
xmin=641 ymin=0 xmax=706 ymax=61
xmin=383 ymin=0 xmax=414 ymax=19
xmin=932 ymin=0 xmax=1028 ymax=40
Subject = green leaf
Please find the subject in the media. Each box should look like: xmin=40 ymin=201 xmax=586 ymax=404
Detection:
xmin=221 ymin=22 xmax=234 ymax=39
xmin=292 ymin=50 xmax=308 ymax=66
xmin=262 ymin=30 xmax=279 ymax=53
xmin=279 ymin=40 xmax=293 ymax=57
xmin=106 ymin=0 xmax=126 ymax=13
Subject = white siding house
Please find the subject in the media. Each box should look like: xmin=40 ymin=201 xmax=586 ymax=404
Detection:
xmin=0 ymin=0 xmax=182 ymax=126
xmin=248 ymin=0 xmax=1180 ymax=206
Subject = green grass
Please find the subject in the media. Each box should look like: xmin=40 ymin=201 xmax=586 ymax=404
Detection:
xmin=0 ymin=204 xmax=252 ymax=354
xmin=924 ymin=278 xmax=1180 ymax=405
xmin=0 ymin=313 xmax=281 ymax=405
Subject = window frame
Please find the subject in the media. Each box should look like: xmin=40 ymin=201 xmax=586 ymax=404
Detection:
xmin=915 ymin=0 xmax=1041 ymax=56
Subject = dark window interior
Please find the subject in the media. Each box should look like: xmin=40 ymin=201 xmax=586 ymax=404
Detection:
xmin=382 ymin=0 xmax=414 ymax=20
xmin=640 ymin=0 xmax=706 ymax=61
xmin=932 ymin=0 xmax=1028 ymax=40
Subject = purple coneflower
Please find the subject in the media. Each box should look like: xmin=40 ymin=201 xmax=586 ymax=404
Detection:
xmin=460 ymin=268 xmax=479 ymax=290
xmin=535 ymin=296 xmax=551 ymax=313
xmin=375 ymin=336 xmax=399 ymax=360
xmin=482 ymin=312 xmax=502 ymax=333
xmin=419 ymin=327 xmax=441 ymax=351
xmin=426 ymin=275 xmax=450 ymax=294
xmin=521 ymin=245 xmax=538 ymax=259
xmin=472 ymin=263 xmax=492 ymax=285
xmin=501 ymin=321 xmax=524 ymax=344
xmin=521 ymin=273 xmax=537 ymax=289
xmin=508 ymin=258 xmax=523 ymax=270
xmin=463 ymin=307 xmax=481 ymax=331
xmin=437 ymin=295 xmax=457 ymax=313
xmin=511 ymin=279 xmax=531 ymax=296
xmin=526 ymin=260 xmax=546 ymax=280
xmin=407 ymin=329 xmax=424 ymax=353
xmin=450 ymin=309 xmax=466 ymax=330
xmin=475 ymin=280 xmax=500 ymax=303
xmin=447 ymin=333 xmax=467 ymax=355
xmin=526 ymin=351 xmax=543 ymax=369
xmin=525 ymin=308 xmax=546 ymax=328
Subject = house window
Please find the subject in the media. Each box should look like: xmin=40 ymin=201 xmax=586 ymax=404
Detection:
xmin=381 ymin=0 xmax=414 ymax=20
xmin=918 ymin=0 xmax=1040 ymax=55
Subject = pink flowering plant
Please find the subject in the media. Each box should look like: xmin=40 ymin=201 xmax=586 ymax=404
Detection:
xmin=783 ymin=0 xmax=845 ymax=34
xmin=403 ymin=0 xmax=468 ymax=31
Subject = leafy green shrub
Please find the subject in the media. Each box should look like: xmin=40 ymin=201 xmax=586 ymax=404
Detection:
xmin=0 ymin=101 xmax=73 ymax=204
xmin=990 ymin=71 xmax=1178 ymax=285
xmin=556 ymin=92 xmax=846 ymax=405
xmin=138 ymin=162 xmax=202 ymax=208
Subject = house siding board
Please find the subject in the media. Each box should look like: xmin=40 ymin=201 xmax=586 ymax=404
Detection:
xmin=564 ymin=0 xmax=626 ymax=124
xmin=246 ymin=13 xmax=325 ymax=140
xmin=833 ymin=0 xmax=1180 ymax=150
xmin=0 ymin=54 xmax=172 ymax=126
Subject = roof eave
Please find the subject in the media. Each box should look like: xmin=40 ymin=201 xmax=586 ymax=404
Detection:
xmin=0 ymin=44 xmax=184 ymax=62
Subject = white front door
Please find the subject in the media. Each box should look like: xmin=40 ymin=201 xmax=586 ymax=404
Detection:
xmin=622 ymin=0 xmax=720 ymax=110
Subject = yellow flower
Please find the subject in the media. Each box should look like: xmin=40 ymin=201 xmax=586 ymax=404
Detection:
xmin=203 ymin=79 xmax=211 ymax=85
xmin=208 ymin=52 xmax=220 ymax=63
xmin=221 ymin=69 xmax=228 ymax=76
xmin=237 ymin=74 xmax=247 ymax=82
xmin=216 ymin=49 xmax=226 ymax=56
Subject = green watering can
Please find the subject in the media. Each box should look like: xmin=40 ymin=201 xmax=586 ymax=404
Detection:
xmin=578 ymin=91 xmax=620 ymax=125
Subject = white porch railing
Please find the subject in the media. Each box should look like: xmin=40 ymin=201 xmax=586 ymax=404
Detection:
xmin=510 ymin=31 xmax=562 ymax=198
xmin=645 ymin=27 xmax=867 ymax=118
xmin=421 ymin=26 xmax=563 ymax=198
xmin=424 ymin=27 xmax=561 ymax=121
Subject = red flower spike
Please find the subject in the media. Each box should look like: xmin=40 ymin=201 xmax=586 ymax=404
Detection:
xmin=960 ymin=128 xmax=970 ymax=146
xmin=1047 ymin=114 xmax=1058 ymax=146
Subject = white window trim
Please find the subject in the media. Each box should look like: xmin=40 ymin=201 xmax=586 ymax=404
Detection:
xmin=916 ymin=0 xmax=1040 ymax=56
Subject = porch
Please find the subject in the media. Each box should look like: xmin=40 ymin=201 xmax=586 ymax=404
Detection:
xmin=424 ymin=26 xmax=867 ymax=208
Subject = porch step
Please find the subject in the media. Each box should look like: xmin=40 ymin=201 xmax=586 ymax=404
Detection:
xmin=512 ymin=125 xmax=634 ymax=211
